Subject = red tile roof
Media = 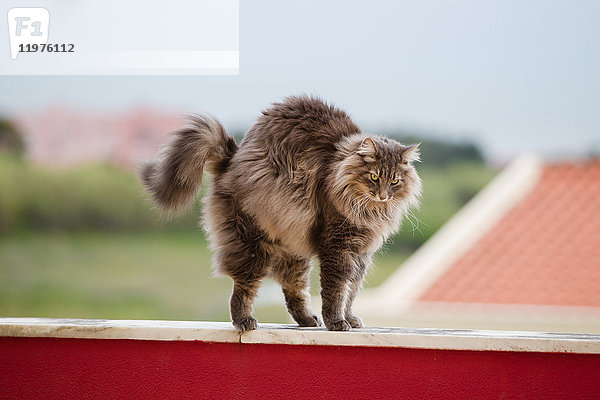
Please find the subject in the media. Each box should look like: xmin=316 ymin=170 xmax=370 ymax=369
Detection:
xmin=419 ymin=160 xmax=600 ymax=307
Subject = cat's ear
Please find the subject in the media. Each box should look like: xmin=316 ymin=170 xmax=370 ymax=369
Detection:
xmin=401 ymin=143 xmax=421 ymax=163
xmin=357 ymin=137 xmax=377 ymax=162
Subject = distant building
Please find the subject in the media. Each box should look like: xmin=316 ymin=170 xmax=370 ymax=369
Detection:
xmin=357 ymin=155 xmax=600 ymax=332
xmin=13 ymin=107 xmax=183 ymax=168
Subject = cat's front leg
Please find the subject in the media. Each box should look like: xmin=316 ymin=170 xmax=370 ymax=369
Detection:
xmin=344 ymin=255 xmax=369 ymax=328
xmin=319 ymin=253 xmax=354 ymax=331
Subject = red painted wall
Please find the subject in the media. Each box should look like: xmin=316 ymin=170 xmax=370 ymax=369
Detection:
xmin=1 ymin=337 xmax=599 ymax=399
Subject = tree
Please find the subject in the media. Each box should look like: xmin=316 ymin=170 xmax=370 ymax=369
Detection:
xmin=0 ymin=119 xmax=24 ymax=155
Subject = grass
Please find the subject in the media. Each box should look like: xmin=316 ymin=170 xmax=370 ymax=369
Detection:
xmin=0 ymin=232 xmax=230 ymax=321
xmin=0 ymin=231 xmax=411 ymax=324
xmin=0 ymin=152 xmax=199 ymax=233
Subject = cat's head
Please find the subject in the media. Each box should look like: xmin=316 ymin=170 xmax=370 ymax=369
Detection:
xmin=331 ymin=135 xmax=422 ymax=220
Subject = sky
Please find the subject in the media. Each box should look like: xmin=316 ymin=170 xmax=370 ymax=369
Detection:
xmin=1 ymin=0 xmax=599 ymax=160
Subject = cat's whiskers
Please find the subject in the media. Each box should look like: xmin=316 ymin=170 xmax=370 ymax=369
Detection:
xmin=401 ymin=207 xmax=425 ymax=236
xmin=357 ymin=194 xmax=373 ymax=218
xmin=350 ymin=193 xmax=370 ymax=218
xmin=343 ymin=193 xmax=367 ymax=225
xmin=352 ymin=198 xmax=366 ymax=218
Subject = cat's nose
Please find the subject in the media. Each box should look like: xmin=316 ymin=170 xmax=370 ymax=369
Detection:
xmin=378 ymin=193 xmax=388 ymax=201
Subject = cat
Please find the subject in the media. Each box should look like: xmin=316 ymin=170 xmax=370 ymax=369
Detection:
xmin=140 ymin=96 xmax=422 ymax=331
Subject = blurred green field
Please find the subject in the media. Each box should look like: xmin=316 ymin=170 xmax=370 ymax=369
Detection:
xmin=0 ymin=232 xmax=231 ymax=321
xmin=0 ymin=151 xmax=495 ymax=323
xmin=0 ymin=231 xmax=409 ymax=323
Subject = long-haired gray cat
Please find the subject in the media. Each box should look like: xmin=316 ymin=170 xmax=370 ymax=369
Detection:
xmin=140 ymin=96 xmax=422 ymax=331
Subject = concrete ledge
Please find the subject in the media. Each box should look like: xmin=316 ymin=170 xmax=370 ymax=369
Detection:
xmin=1 ymin=318 xmax=599 ymax=354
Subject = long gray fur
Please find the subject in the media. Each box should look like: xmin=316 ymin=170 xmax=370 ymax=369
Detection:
xmin=140 ymin=96 xmax=422 ymax=331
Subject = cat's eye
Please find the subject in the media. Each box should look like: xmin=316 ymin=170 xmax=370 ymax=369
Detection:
xmin=391 ymin=179 xmax=399 ymax=185
xmin=370 ymin=173 xmax=379 ymax=182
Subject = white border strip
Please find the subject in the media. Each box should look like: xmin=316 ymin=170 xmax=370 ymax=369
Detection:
xmin=1 ymin=318 xmax=599 ymax=354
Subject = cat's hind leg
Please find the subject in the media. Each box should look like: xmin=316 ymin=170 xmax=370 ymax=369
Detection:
xmin=271 ymin=255 xmax=322 ymax=327
xmin=207 ymin=190 xmax=271 ymax=332
xmin=214 ymin=226 xmax=269 ymax=332
xmin=229 ymin=278 xmax=261 ymax=332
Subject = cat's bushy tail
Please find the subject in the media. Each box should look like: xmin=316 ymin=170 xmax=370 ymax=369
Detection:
xmin=139 ymin=115 xmax=237 ymax=213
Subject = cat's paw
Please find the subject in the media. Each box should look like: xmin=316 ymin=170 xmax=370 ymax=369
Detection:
xmin=345 ymin=314 xmax=364 ymax=329
xmin=297 ymin=314 xmax=323 ymax=327
xmin=233 ymin=316 xmax=258 ymax=332
xmin=326 ymin=319 xmax=351 ymax=331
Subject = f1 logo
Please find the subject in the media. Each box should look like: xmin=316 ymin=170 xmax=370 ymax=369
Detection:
xmin=7 ymin=8 xmax=50 ymax=60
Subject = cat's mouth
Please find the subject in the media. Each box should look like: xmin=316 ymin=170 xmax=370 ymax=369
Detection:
xmin=370 ymin=193 xmax=391 ymax=203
